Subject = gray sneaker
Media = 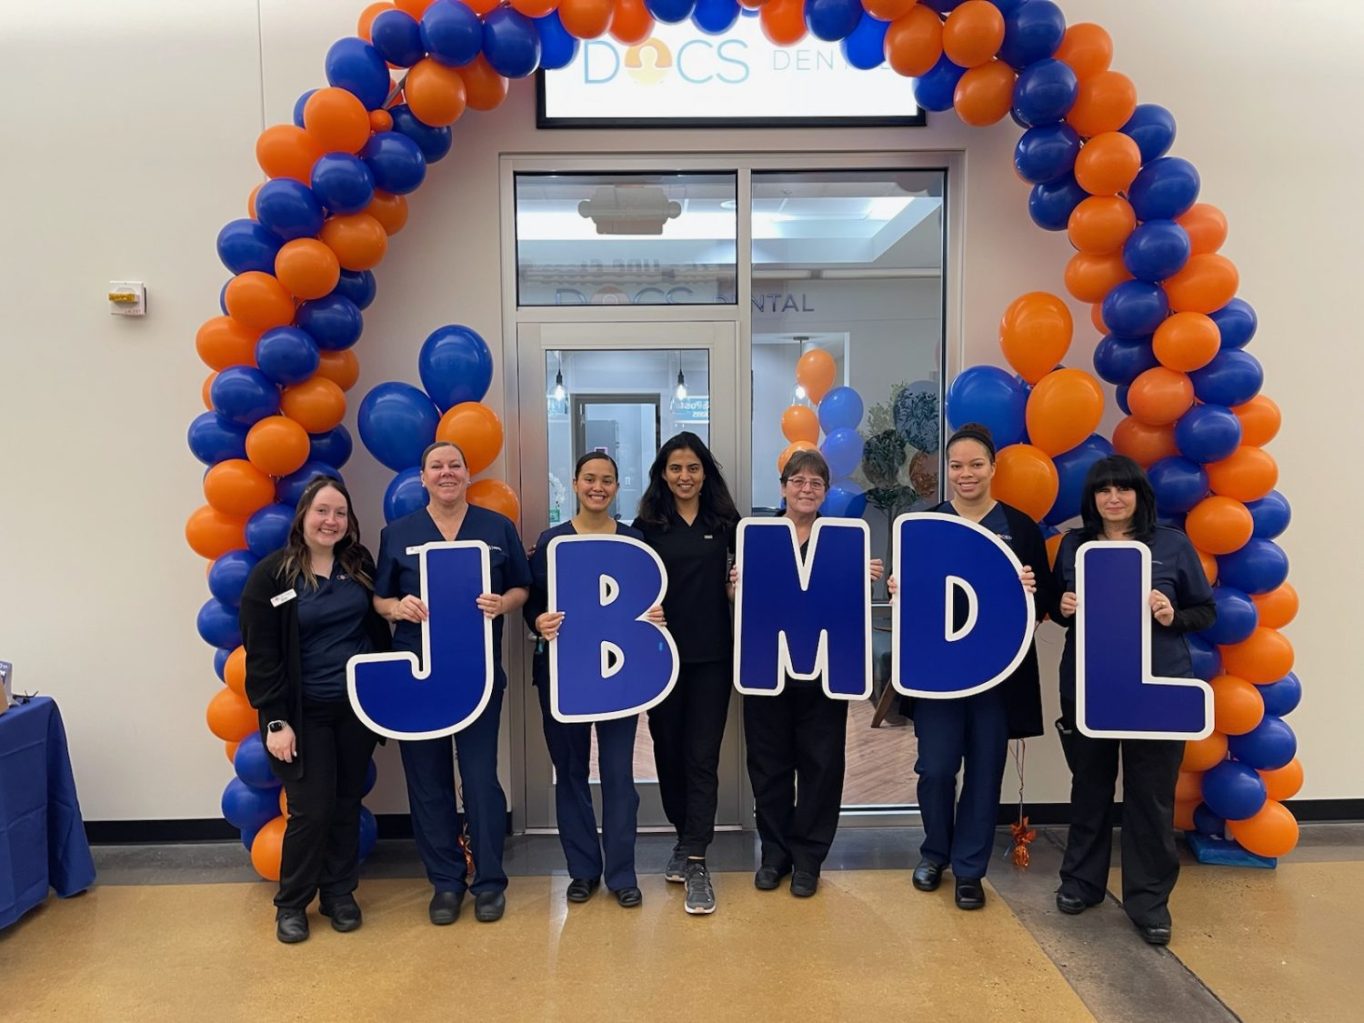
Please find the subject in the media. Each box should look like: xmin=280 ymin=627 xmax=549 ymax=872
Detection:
xmin=664 ymin=845 xmax=687 ymax=883
xmin=684 ymin=861 xmax=716 ymax=915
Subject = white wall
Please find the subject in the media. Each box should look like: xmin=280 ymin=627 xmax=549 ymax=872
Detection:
xmin=2 ymin=0 xmax=1359 ymax=819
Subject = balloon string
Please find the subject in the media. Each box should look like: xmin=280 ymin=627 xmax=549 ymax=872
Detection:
xmin=1010 ymin=739 xmax=1036 ymax=869
xmin=458 ymin=782 xmax=476 ymax=883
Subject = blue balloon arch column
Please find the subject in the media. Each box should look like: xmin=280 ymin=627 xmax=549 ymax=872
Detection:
xmin=187 ymin=0 xmax=1300 ymax=878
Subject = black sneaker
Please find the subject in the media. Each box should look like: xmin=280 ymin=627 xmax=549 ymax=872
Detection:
xmin=664 ymin=844 xmax=687 ymax=883
xmin=275 ymin=908 xmax=309 ymax=944
xmin=683 ymin=861 xmax=716 ymax=915
xmin=319 ymin=894 xmax=362 ymax=932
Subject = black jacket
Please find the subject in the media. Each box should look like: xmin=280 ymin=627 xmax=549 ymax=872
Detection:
xmin=238 ymin=546 xmax=392 ymax=781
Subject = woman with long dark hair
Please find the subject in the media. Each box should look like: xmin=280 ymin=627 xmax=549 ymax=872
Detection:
xmin=632 ymin=431 xmax=741 ymax=915
xmin=1051 ymin=454 xmax=1215 ymax=945
xmin=239 ymin=475 xmax=391 ymax=943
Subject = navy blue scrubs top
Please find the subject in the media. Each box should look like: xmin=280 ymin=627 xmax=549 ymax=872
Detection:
xmin=932 ymin=499 xmax=1011 ymax=543
xmin=296 ymin=565 xmax=375 ymax=701
xmin=374 ymin=504 xmax=532 ymax=687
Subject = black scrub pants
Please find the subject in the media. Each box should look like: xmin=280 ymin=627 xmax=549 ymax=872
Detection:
xmin=647 ymin=660 xmax=732 ymax=858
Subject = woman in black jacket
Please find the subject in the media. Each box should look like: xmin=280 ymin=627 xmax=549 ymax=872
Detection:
xmin=239 ymin=475 xmax=390 ymax=944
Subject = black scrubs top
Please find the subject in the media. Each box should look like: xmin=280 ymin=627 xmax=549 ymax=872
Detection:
xmin=632 ymin=511 xmax=734 ymax=664
xmin=296 ymin=564 xmax=375 ymax=701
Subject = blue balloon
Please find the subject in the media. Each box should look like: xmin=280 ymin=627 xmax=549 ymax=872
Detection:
xmin=806 ymin=0 xmax=862 ymax=41
xmin=646 ymin=0 xmax=696 ymax=21
xmin=208 ymin=550 xmax=259 ymax=608
xmin=1190 ymin=350 xmax=1263 ymax=407
xmin=1011 ymin=58 xmax=1077 ymax=127
xmin=1187 ymin=634 xmax=1221 ymax=681
xmin=1193 ymin=803 xmax=1225 ymax=838
xmin=1046 ymin=434 xmax=1113 ymax=524
xmin=1013 ymin=122 xmax=1081 ymax=184
xmin=821 ymin=428 xmax=863 ymax=480
xmin=1257 ymin=673 xmax=1301 ymax=718
xmin=254 ymin=178 xmax=325 ymax=241
xmin=1217 ymin=539 xmax=1288 ymax=595
xmin=363 ymin=759 xmax=378 ymax=797
xmin=1157 ymin=511 xmax=1186 ymax=532
xmin=1028 ymin=173 xmax=1086 ymax=231
xmin=333 ymin=269 xmax=377 ymax=310
xmin=371 ymin=9 xmax=426 ymax=67
xmin=914 ymin=54 xmax=967 ymax=113
xmin=1128 ymin=156 xmax=1201 ymax=222
xmin=1246 ymin=490 xmax=1291 ymax=539
xmin=945 ymin=366 xmax=1028 ymax=448
xmin=256 ymin=326 xmax=321 ymax=386
xmin=310 ymin=153 xmax=375 ymax=215
xmin=483 ymin=7 xmax=542 ymax=77
xmin=297 ymin=294 xmax=363 ymax=351
xmin=359 ymin=382 xmax=441 ymax=471
xmin=234 ymin=733 xmax=281 ymax=790
xmin=1147 ymin=456 xmax=1208 ymax=514
xmin=1114 ymin=383 xmax=1131 ymax=416
xmin=197 ymin=598 xmax=242 ymax=649
xmin=216 ymin=219 xmax=282 ymax=275
xmin=535 ymin=11 xmax=580 ymax=69
xmin=1092 ymin=334 xmax=1157 ymax=385
xmin=292 ymin=89 xmax=317 ymax=128
xmin=277 ymin=461 xmax=342 ymax=507
xmin=222 ymin=779 xmax=281 ymax=834
xmin=422 ymin=0 xmax=483 ymax=67
xmin=840 ymin=13 xmax=888 ymax=70
xmin=818 ymin=387 xmax=864 ymax=433
xmin=821 ymin=481 xmax=868 ymax=517
xmin=1102 ymin=280 xmax=1169 ymax=338
xmin=998 ymin=0 xmax=1065 ymax=69
xmin=358 ymin=806 xmax=379 ymax=861
xmin=325 ymin=37 xmax=391 ymax=110
xmin=188 ymin=412 xmax=249 ymax=465
xmin=1119 ymin=103 xmax=1177 ymax=164
xmin=1174 ymin=404 xmax=1242 ymax=464
xmin=214 ymin=647 xmax=231 ymax=682
xmin=211 ymin=367 xmax=280 ymax=426
xmin=1122 ymin=220 xmax=1191 ymax=282
xmin=418 ymin=325 xmax=495 ymax=410
xmin=362 ymin=131 xmax=427 ymax=194
xmin=240 ymin=826 xmax=260 ymax=852
xmin=389 ymin=103 xmax=453 ymax=163
xmin=385 ymin=467 xmax=428 ymax=523
xmin=1200 ymin=586 xmax=1258 ymax=646
xmin=310 ymin=425 xmax=354 ymax=469
xmin=1201 ymin=760 xmax=1266 ymax=822
xmin=246 ymin=503 xmax=294 ymax=558
xmin=988 ymin=0 xmax=1028 ymax=13
xmin=1210 ymin=298 xmax=1257 ymax=350
xmin=1227 ymin=715 xmax=1297 ymax=772
xmin=219 ymin=279 xmax=231 ymax=315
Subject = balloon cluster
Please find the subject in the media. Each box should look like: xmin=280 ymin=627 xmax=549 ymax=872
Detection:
xmin=778 ymin=348 xmax=867 ymax=516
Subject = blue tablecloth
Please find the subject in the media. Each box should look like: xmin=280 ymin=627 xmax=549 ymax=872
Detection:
xmin=0 ymin=696 xmax=96 ymax=929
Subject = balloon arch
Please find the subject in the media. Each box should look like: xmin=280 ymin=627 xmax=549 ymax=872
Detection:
xmin=186 ymin=0 xmax=1301 ymax=879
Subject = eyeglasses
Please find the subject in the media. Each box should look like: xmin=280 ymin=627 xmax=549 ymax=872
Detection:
xmin=784 ymin=476 xmax=827 ymax=492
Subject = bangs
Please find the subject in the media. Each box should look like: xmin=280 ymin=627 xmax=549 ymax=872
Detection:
xmin=1085 ymin=456 xmax=1146 ymax=495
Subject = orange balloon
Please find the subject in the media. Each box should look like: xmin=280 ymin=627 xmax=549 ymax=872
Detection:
xmin=1173 ymin=798 xmax=1198 ymax=831
xmin=885 ymin=6 xmax=943 ymax=78
xmin=468 ymin=478 xmax=522 ymax=522
xmin=436 ymin=402 xmax=505 ymax=474
xmin=511 ymin=0 xmax=560 ymax=15
xmin=953 ymin=60 xmax=1016 ymax=126
xmin=1175 ymin=770 xmax=1203 ymax=804
xmin=204 ymin=459 xmax=277 ymax=518
xmin=202 ymin=372 xmax=217 ymax=411
xmin=1195 ymin=547 xmax=1218 ymax=586
xmin=1074 ymin=132 xmax=1141 ymax=196
xmin=777 ymin=440 xmax=818 ymax=474
xmin=942 ymin=1 xmax=1005 ymax=68
xmin=760 ymin=0 xmax=807 ymax=46
xmin=1226 ymin=800 xmax=1299 ymax=858
xmin=1164 ymin=254 xmax=1239 ymax=315
xmin=459 ymin=56 xmax=510 ymax=112
xmin=1252 ymin=583 xmax=1299 ymax=630
xmin=317 ymin=349 xmax=362 ymax=392
xmin=302 ymin=87 xmax=372 ymax=154
xmin=1067 ymin=196 xmax=1136 ymax=255
xmin=1259 ymin=759 xmax=1304 ymax=802
xmin=224 ymin=272 xmax=296 ymax=332
xmin=247 ymin=183 xmax=262 ymax=219
xmin=195 ymin=316 xmax=259 ymax=371
xmin=1089 ymin=302 xmax=1108 ymax=335
xmin=1127 ymin=367 xmax=1194 ymax=427
xmin=463 ymin=0 xmax=501 ymax=13
xmin=206 ymin=687 xmax=258 ymax=742
xmin=319 ymin=213 xmax=388 ymax=271
xmin=224 ymin=646 xmax=248 ymax=697
xmin=1233 ymin=395 xmax=1281 ymax=447
xmin=186 ymin=505 xmax=248 ymax=560
xmin=250 ymin=816 xmax=287 ymax=881
xmin=1220 ymin=628 xmax=1294 ymax=685
xmin=610 ymin=0 xmax=654 ymax=44
xmin=1152 ymin=311 xmax=1220 ymax=372
xmin=1025 ymin=368 xmax=1104 ymax=456
xmin=781 ymin=405 xmax=820 ymax=444
xmin=281 ymin=377 xmax=347 ymax=433
xmin=1000 ymin=291 xmax=1073 ymax=384
xmin=1054 ymin=22 xmax=1112 ymax=80
xmin=1045 ymin=532 xmax=1064 ymax=570
xmin=992 ymin=444 xmax=1058 ymax=522
xmin=404 ymin=59 xmax=468 ymax=127
xmin=245 ymin=415 xmax=311 ymax=477
xmin=1112 ymin=416 xmax=1177 ymax=468
xmin=370 ymin=108 xmax=394 ymax=133
xmin=255 ymin=124 xmax=324 ymax=183
xmin=862 ymin=0 xmax=916 ymax=20
xmin=367 ymin=191 xmax=409 ymax=235
xmin=559 ymin=0 xmax=615 ymax=38
xmin=1065 ymin=70 xmax=1136 ymax=138
xmin=1206 ymin=446 xmax=1277 ymax=502
xmin=1063 ymin=250 xmax=1131 ymax=303
xmin=796 ymin=349 xmax=838 ymax=403
xmin=1181 ymin=731 xmax=1228 ymax=773
xmin=1184 ymin=495 xmax=1253 ymax=555
xmin=357 ymin=2 xmax=393 ymax=40
xmin=274 ymin=238 xmax=341 ymax=300
xmin=1210 ymin=674 xmax=1265 ymax=736
xmin=1177 ymin=203 xmax=1229 ymax=256
xmin=279 ymin=787 xmax=290 ymax=816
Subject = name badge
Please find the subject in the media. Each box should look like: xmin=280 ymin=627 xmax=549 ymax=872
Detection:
xmin=271 ymin=589 xmax=297 ymax=607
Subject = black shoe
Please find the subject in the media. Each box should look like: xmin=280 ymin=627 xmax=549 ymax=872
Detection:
xmin=954 ymin=878 xmax=985 ymax=910
xmin=614 ymin=886 xmax=643 ymax=908
xmin=911 ymin=859 xmax=943 ymax=892
xmin=754 ymin=865 xmax=789 ymax=891
xmin=664 ymin=844 xmax=687 ymax=883
xmin=474 ymin=890 xmax=506 ymax=922
xmin=275 ymin=909 xmax=309 ymax=944
xmin=319 ymin=894 xmax=362 ymax=932
xmin=566 ymin=877 xmax=600 ymax=903
xmin=1139 ymin=923 xmax=1172 ymax=946
xmin=1055 ymin=890 xmax=1090 ymax=916
xmin=790 ymin=870 xmax=819 ymax=898
xmin=428 ymin=890 xmax=464 ymax=926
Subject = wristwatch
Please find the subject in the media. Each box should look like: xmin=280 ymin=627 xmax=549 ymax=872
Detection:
xmin=267 ymin=720 xmax=287 ymax=733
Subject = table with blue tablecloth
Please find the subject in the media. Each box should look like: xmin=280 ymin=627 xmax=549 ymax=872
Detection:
xmin=0 ymin=696 xmax=96 ymax=929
